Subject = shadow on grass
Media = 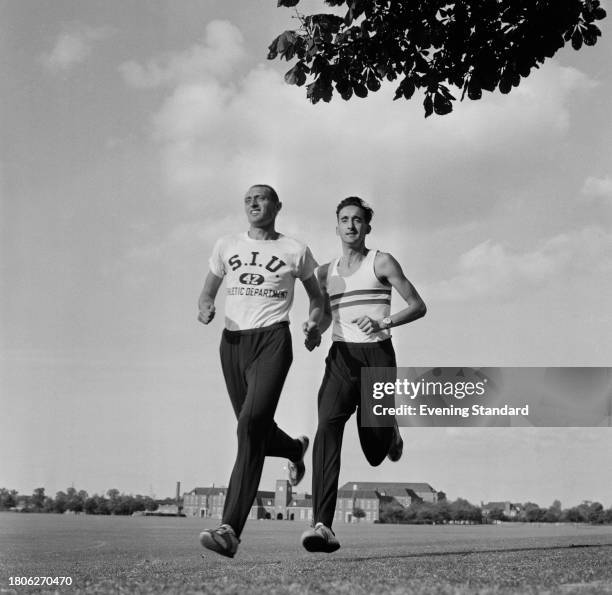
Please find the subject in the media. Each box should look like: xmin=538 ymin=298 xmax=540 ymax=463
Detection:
xmin=297 ymin=541 xmax=612 ymax=565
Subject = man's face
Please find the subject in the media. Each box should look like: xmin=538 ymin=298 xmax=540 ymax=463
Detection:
xmin=336 ymin=205 xmax=370 ymax=245
xmin=244 ymin=186 xmax=280 ymax=227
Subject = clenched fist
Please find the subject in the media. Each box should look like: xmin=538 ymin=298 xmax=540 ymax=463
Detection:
xmin=198 ymin=303 xmax=216 ymax=325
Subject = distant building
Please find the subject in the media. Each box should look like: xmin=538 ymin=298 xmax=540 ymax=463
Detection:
xmin=183 ymin=487 xmax=226 ymax=518
xmin=481 ymin=501 xmax=522 ymax=518
xmin=336 ymin=482 xmax=439 ymax=523
xmin=184 ymin=479 xmax=439 ymax=523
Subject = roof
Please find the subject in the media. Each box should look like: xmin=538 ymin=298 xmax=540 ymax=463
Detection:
xmin=188 ymin=487 xmax=275 ymax=499
xmin=337 ymin=489 xmax=379 ymax=499
xmin=339 ymin=482 xmax=436 ymax=494
xmin=187 ymin=487 xmax=227 ymax=496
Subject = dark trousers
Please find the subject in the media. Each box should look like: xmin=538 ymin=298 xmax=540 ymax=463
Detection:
xmin=220 ymin=322 xmax=301 ymax=537
xmin=312 ymin=339 xmax=396 ymax=528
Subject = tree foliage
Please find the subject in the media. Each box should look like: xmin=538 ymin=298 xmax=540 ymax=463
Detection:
xmin=269 ymin=0 xmax=606 ymax=116
xmin=379 ymin=497 xmax=482 ymax=524
xmin=0 ymin=486 xmax=159 ymax=515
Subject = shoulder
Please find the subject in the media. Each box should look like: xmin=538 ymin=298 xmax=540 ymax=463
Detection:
xmin=373 ymin=250 xmax=392 ymax=263
xmin=316 ymin=262 xmax=332 ymax=288
xmin=278 ymin=233 xmax=309 ymax=252
xmin=374 ymin=251 xmax=402 ymax=280
xmin=278 ymin=234 xmax=317 ymax=264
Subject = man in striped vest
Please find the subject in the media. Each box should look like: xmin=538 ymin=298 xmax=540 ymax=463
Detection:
xmin=301 ymin=196 xmax=427 ymax=553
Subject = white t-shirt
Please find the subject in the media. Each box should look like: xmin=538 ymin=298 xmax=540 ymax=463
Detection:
xmin=209 ymin=232 xmax=317 ymax=331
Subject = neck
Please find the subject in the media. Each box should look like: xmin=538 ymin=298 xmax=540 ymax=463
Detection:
xmin=341 ymin=243 xmax=368 ymax=263
xmin=248 ymin=225 xmax=278 ymax=240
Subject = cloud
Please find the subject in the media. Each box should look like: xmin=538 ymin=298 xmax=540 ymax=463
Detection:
xmin=123 ymin=20 xmax=595 ymax=228
xmin=119 ymin=20 xmax=246 ymax=88
xmin=126 ymin=217 xmax=236 ymax=265
xmin=581 ymin=175 xmax=612 ymax=204
xmin=430 ymin=226 xmax=612 ymax=301
xmin=41 ymin=25 xmax=113 ymax=74
xmin=0 ymin=160 xmax=5 ymax=202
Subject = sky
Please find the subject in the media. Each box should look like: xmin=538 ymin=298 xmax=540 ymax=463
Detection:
xmin=1 ymin=1 xmax=612 ymax=509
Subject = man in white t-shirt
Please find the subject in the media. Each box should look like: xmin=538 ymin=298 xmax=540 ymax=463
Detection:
xmin=197 ymin=184 xmax=323 ymax=558
xmin=301 ymin=196 xmax=426 ymax=553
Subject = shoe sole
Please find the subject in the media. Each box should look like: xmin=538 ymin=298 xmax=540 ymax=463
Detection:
xmin=301 ymin=533 xmax=340 ymax=553
xmin=199 ymin=531 xmax=236 ymax=558
xmin=388 ymin=437 xmax=403 ymax=462
xmin=289 ymin=437 xmax=310 ymax=487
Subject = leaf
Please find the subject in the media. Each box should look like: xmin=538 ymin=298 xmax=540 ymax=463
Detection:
xmin=593 ymin=7 xmax=606 ymax=19
xmin=318 ymin=78 xmax=334 ymax=102
xmin=399 ymin=77 xmax=416 ymax=100
xmin=571 ymin=29 xmax=583 ymax=50
xmin=467 ymin=85 xmax=482 ymax=101
xmin=353 ymin=82 xmax=368 ymax=98
xmin=284 ymin=63 xmax=307 ymax=86
xmin=433 ymin=92 xmax=453 ymax=115
xmin=366 ymin=76 xmax=381 ymax=92
xmin=267 ymin=35 xmax=281 ymax=60
xmin=306 ymin=82 xmax=318 ymax=103
xmin=498 ymin=76 xmax=512 ymax=94
xmin=424 ymin=94 xmax=433 ymax=118
xmin=583 ymin=23 xmax=601 ymax=45
xmin=344 ymin=6 xmax=354 ymax=26
xmin=336 ymin=80 xmax=354 ymax=100
xmin=278 ymin=0 xmax=300 ymax=6
xmin=277 ymin=31 xmax=297 ymax=55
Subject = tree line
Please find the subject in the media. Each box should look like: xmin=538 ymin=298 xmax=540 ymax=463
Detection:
xmin=3 ymin=486 xmax=611 ymax=524
xmin=0 ymin=487 xmax=176 ymax=516
xmin=375 ymin=496 xmax=612 ymax=525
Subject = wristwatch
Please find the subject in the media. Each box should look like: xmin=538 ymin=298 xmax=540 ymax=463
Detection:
xmin=381 ymin=317 xmax=393 ymax=329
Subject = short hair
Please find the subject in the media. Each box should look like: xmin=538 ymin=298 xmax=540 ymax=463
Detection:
xmin=249 ymin=184 xmax=279 ymax=203
xmin=336 ymin=196 xmax=373 ymax=224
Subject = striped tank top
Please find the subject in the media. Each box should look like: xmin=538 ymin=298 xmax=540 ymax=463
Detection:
xmin=327 ymin=249 xmax=391 ymax=343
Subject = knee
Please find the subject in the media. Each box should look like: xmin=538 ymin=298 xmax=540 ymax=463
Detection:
xmin=236 ymin=411 xmax=269 ymax=441
xmin=316 ymin=418 xmax=345 ymax=440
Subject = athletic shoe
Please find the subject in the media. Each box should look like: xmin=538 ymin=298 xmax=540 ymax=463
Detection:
xmin=301 ymin=522 xmax=340 ymax=553
xmin=199 ymin=524 xmax=240 ymax=558
xmin=387 ymin=425 xmax=403 ymax=462
xmin=288 ymin=435 xmax=309 ymax=487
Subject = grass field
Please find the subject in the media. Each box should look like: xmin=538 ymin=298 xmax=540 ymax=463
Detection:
xmin=1 ymin=513 xmax=612 ymax=594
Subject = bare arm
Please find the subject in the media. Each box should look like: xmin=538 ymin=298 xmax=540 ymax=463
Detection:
xmin=352 ymin=252 xmax=426 ymax=335
xmin=301 ymin=273 xmax=324 ymax=351
xmin=197 ymin=272 xmax=223 ymax=325
xmin=376 ymin=252 xmax=426 ymax=327
xmin=316 ymin=264 xmax=333 ymax=335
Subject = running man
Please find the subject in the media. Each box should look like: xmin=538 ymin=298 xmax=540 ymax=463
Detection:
xmin=198 ymin=184 xmax=323 ymax=558
xmin=301 ymin=196 xmax=426 ymax=553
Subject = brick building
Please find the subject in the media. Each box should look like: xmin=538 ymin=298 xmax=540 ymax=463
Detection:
xmin=183 ymin=479 xmax=439 ymax=523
